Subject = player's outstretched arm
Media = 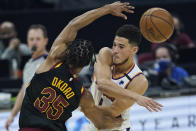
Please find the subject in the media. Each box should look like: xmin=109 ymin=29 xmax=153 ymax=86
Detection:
xmin=5 ymin=85 xmax=25 ymax=131
xmin=79 ymin=89 xmax=123 ymax=129
xmin=98 ymin=75 xmax=163 ymax=117
xmin=37 ymin=1 xmax=135 ymax=73
xmin=95 ymin=47 xmax=163 ymax=113
xmin=100 ymin=75 xmax=162 ymax=117
xmin=47 ymin=1 xmax=135 ymax=64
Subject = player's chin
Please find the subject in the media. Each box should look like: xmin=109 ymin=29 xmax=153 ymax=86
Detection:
xmin=113 ymin=61 xmax=121 ymax=65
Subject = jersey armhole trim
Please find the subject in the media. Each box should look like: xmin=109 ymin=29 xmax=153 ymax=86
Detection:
xmin=124 ymin=72 xmax=144 ymax=89
xmin=81 ymin=86 xmax=86 ymax=96
xmin=50 ymin=61 xmax=62 ymax=70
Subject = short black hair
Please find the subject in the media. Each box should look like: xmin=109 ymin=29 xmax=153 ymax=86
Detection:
xmin=28 ymin=24 xmax=48 ymax=38
xmin=64 ymin=39 xmax=94 ymax=68
xmin=115 ymin=24 xmax=142 ymax=46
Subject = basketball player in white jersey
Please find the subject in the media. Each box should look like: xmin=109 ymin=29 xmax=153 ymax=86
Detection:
xmin=88 ymin=24 xmax=163 ymax=131
xmin=5 ymin=25 xmax=48 ymax=130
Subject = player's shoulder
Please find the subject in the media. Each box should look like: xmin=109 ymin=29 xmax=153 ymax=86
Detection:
xmin=126 ymin=63 xmax=143 ymax=78
xmin=134 ymin=73 xmax=147 ymax=82
xmin=99 ymin=47 xmax=112 ymax=54
xmin=127 ymin=72 xmax=148 ymax=90
xmin=133 ymin=63 xmax=142 ymax=71
xmin=97 ymin=47 xmax=113 ymax=64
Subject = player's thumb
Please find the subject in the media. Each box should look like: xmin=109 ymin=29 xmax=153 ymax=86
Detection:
xmin=118 ymin=13 xmax=127 ymax=20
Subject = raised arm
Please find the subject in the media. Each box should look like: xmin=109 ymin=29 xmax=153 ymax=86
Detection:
xmin=47 ymin=1 xmax=135 ymax=64
xmin=36 ymin=2 xmax=135 ymax=73
xmin=95 ymin=47 xmax=163 ymax=112
xmin=79 ymin=89 xmax=123 ymax=129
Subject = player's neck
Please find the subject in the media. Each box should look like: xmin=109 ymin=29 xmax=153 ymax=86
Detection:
xmin=32 ymin=50 xmax=47 ymax=59
xmin=114 ymin=58 xmax=134 ymax=75
xmin=70 ymin=66 xmax=83 ymax=76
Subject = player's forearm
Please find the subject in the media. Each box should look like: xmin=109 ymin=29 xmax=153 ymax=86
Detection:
xmin=97 ymin=79 xmax=140 ymax=100
xmin=82 ymin=107 xmax=103 ymax=129
xmin=10 ymin=87 xmax=24 ymax=117
xmin=80 ymin=90 xmax=122 ymax=129
xmin=97 ymin=105 xmax=120 ymax=117
xmin=80 ymin=93 xmax=110 ymax=129
xmin=82 ymin=105 xmax=122 ymax=129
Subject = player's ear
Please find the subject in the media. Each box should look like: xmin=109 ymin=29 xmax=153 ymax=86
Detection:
xmin=132 ymin=46 xmax=139 ymax=54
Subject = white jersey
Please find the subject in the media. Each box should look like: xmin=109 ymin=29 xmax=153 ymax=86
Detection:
xmin=23 ymin=55 xmax=47 ymax=88
xmin=88 ymin=63 xmax=143 ymax=131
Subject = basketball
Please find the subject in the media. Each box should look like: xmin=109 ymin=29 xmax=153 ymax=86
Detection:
xmin=139 ymin=8 xmax=174 ymax=43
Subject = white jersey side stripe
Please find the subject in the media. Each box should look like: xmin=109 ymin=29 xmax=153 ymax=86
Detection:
xmin=124 ymin=72 xmax=143 ymax=89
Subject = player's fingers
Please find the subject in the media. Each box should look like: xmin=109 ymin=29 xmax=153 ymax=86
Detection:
xmin=116 ymin=1 xmax=124 ymax=6
xmin=150 ymin=100 xmax=164 ymax=111
xmin=145 ymin=106 xmax=153 ymax=112
xmin=153 ymin=102 xmax=162 ymax=111
xmin=126 ymin=5 xmax=135 ymax=9
xmin=154 ymin=101 xmax=163 ymax=107
xmin=122 ymin=4 xmax=135 ymax=11
xmin=5 ymin=121 xmax=8 ymax=127
xmin=121 ymin=4 xmax=134 ymax=13
xmin=145 ymin=102 xmax=158 ymax=112
xmin=145 ymin=99 xmax=159 ymax=110
xmin=123 ymin=8 xmax=134 ymax=14
xmin=118 ymin=13 xmax=127 ymax=20
xmin=114 ymin=119 xmax=123 ymax=126
xmin=147 ymin=101 xmax=156 ymax=109
xmin=5 ymin=122 xmax=9 ymax=130
xmin=152 ymin=108 xmax=159 ymax=112
xmin=153 ymin=103 xmax=162 ymax=111
xmin=123 ymin=2 xmax=130 ymax=5
xmin=150 ymin=100 xmax=163 ymax=110
xmin=142 ymin=102 xmax=152 ymax=112
xmin=122 ymin=2 xmax=134 ymax=9
xmin=116 ymin=119 xmax=123 ymax=124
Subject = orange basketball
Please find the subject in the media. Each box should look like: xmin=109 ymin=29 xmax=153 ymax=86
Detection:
xmin=139 ymin=8 xmax=174 ymax=43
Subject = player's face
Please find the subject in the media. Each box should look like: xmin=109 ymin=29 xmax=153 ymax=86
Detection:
xmin=155 ymin=47 xmax=171 ymax=61
xmin=112 ymin=36 xmax=138 ymax=65
xmin=27 ymin=29 xmax=48 ymax=53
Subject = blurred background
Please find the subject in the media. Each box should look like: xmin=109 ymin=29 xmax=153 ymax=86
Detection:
xmin=0 ymin=0 xmax=196 ymax=131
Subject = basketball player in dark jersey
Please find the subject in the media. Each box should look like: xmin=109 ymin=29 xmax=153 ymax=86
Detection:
xmin=19 ymin=2 xmax=135 ymax=131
